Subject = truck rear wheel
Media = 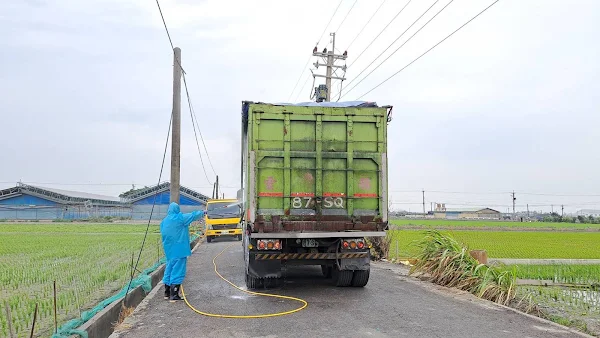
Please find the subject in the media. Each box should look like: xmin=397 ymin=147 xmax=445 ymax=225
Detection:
xmin=245 ymin=272 xmax=263 ymax=289
xmin=264 ymin=277 xmax=283 ymax=289
xmin=206 ymin=236 xmax=212 ymax=243
xmin=333 ymin=267 xmax=353 ymax=287
xmin=321 ymin=265 xmax=332 ymax=278
xmin=351 ymin=269 xmax=370 ymax=287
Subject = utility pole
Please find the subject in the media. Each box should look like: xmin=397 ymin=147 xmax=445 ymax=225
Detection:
xmin=422 ymin=190 xmax=426 ymax=215
xmin=312 ymin=33 xmax=347 ymax=102
xmin=511 ymin=191 xmax=516 ymax=220
xmin=561 ymin=205 xmax=564 ymax=217
xmin=170 ymin=47 xmax=182 ymax=204
xmin=215 ymin=175 xmax=219 ymax=200
xmin=325 ymin=32 xmax=334 ymax=102
xmin=551 ymin=204 xmax=554 ymax=214
xmin=527 ymin=204 xmax=530 ymax=218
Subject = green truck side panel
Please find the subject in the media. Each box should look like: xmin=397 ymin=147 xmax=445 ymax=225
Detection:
xmin=243 ymin=103 xmax=389 ymax=221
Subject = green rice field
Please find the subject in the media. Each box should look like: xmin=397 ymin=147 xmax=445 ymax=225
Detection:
xmin=510 ymin=264 xmax=600 ymax=285
xmin=390 ymin=218 xmax=600 ymax=230
xmin=388 ymin=230 xmax=600 ymax=259
xmin=0 ymin=224 xmax=163 ymax=337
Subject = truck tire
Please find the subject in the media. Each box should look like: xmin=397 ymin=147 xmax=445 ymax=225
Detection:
xmin=351 ymin=269 xmax=370 ymax=287
xmin=264 ymin=277 xmax=283 ymax=289
xmin=321 ymin=265 xmax=332 ymax=278
xmin=237 ymin=235 xmax=242 ymax=241
xmin=333 ymin=268 xmax=353 ymax=287
xmin=245 ymin=272 xmax=263 ymax=289
xmin=206 ymin=236 xmax=212 ymax=243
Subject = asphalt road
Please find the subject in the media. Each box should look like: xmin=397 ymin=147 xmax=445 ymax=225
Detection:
xmin=111 ymin=239 xmax=587 ymax=338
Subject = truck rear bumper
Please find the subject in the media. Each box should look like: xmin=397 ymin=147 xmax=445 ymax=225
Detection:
xmin=250 ymin=231 xmax=386 ymax=239
xmin=247 ymin=251 xmax=370 ymax=278
xmin=253 ymin=251 xmax=368 ymax=260
xmin=206 ymin=229 xmax=242 ymax=236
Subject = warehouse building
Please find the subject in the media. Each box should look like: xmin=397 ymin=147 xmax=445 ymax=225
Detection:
xmin=0 ymin=183 xmax=128 ymax=220
xmin=0 ymin=182 xmax=209 ymax=220
xmin=433 ymin=204 xmax=501 ymax=220
xmin=127 ymin=182 xmax=209 ymax=220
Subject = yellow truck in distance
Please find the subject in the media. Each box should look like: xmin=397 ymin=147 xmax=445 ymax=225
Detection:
xmin=204 ymin=198 xmax=243 ymax=243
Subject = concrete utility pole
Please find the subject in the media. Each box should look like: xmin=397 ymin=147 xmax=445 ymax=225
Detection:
xmin=312 ymin=33 xmax=347 ymax=102
xmin=511 ymin=191 xmax=516 ymax=220
xmin=422 ymin=190 xmax=426 ymax=214
xmin=561 ymin=205 xmax=564 ymax=217
xmin=215 ymin=175 xmax=219 ymax=200
xmin=170 ymin=47 xmax=182 ymax=204
xmin=527 ymin=204 xmax=530 ymax=218
xmin=325 ymin=32 xmax=335 ymax=102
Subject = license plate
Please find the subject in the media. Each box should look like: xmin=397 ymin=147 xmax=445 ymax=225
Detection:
xmin=301 ymin=239 xmax=318 ymax=248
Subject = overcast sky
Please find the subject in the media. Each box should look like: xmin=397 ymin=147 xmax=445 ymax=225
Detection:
xmin=1 ymin=0 xmax=599 ymax=213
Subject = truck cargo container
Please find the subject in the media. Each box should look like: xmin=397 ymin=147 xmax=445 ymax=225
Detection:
xmin=240 ymin=101 xmax=391 ymax=288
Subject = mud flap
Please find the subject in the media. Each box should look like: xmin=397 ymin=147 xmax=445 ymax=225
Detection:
xmin=247 ymin=253 xmax=282 ymax=278
xmin=339 ymin=255 xmax=370 ymax=271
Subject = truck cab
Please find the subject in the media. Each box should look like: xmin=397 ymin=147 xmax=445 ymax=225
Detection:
xmin=204 ymin=199 xmax=243 ymax=242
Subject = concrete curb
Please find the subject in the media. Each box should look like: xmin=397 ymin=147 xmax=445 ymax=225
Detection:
xmin=75 ymin=236 xmax=202 ymax=338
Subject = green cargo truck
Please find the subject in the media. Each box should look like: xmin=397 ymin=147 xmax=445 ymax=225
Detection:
xmin=240 ymin=101 xmax=391 ymax=289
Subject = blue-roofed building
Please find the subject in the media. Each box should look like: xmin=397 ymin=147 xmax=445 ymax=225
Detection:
xmin=126 ymin=182 xmax=209 ymax=220
xmin=0 ymin=183 xmax=128 ymax=220
xmin=0 ymin=182 xmax=209 ymax=221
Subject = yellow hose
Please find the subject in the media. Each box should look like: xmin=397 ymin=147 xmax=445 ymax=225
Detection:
xmin=181 ymin=239 xmax=308 ymax=318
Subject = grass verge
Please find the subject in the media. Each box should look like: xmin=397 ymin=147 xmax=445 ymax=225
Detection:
xmin=409 ymin=230 xmax=517 ymax=305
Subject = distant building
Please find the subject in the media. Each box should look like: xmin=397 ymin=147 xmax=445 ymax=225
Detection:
xmin=433 ymin=207 xmax=501 ymax=220
xmin=0 ymin=182 xmax=210 ymax=220
xmin=0 ymin=183 xmax=127 ymax=220
xmin=576 ymin=209 xmax=600 ymax=217
xmin=127 ymin=182 xmax=209 ymax=220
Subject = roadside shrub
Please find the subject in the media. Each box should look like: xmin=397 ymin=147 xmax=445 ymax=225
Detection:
xmin=366 ymin=234 xmax=391 ymax=261
xmin=410 ymin=230 xmax=516 ymax=305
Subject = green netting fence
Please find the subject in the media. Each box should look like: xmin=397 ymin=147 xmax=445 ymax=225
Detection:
xmin=52 ymin=233 xmax=200 ymax=338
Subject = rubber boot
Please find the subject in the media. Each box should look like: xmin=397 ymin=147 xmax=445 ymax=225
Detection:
xmin=169 ymin=284 xmax=182 ymax=302
xmin=164 ymin=284 xmax=170 ymax=300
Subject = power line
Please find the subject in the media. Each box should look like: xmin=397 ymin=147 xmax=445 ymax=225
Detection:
xmin=347 ymin=0 xmax=412 ymax=69
xmin=182 ymin=73 xmax=217 ymax=177
xmin=355 ymin=0 xmax=501 ymax=99
xmin=317 ymin=0 xmax=344 ymax=46
xmin=288 ymin=0 xmax=343 ymax=101
xmin=182 ymin=73 xmax=213 ymax=185
xmin=335 ymin=0 xmax=358 ymax=33
xmin=153 ymin=0 xmax=217 ymax=182
xmin=294 ymin=74 xmax=313 ymax=102
xmin=154 ymin=0 xmax=174 ymax=50
xmin=124 ymin=110 xmax=172 ymax=304
xmin=342 ymin=0 xmax=452 ymax=99
xmin=346 ymin=0 xmax=387 ymax=51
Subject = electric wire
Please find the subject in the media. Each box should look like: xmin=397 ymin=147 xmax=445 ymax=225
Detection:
xmin=182 ymin=72 xmax=213 ymax=185
xmin=341 ymin=0 xmax=450 ymax=99
xmin=316 ymin=0 xmax=344 ymax=46
xmin=355 ymin=0 xmax=501 ymax=99
xmin=294 ymin=74 xmax=313 ymax=102
xmin=347 ymin=0 xmax=412 ymax=69
xmin=182 ymin=242 xmax=308 ymax=318
xmin=346 ymin=0 xmax=387 ymax=51
xmin=335 ymin=0 xmax=358 ymax=34
xmin=123 ymin=112 xmax=172 ymax=301
xmin=288 ymin=0 xmax=343 ymax=101
xmin=155 ymin=0 xmax=174 ymax=50
xmin=182 ymin=72 xmax=217 ymax=178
